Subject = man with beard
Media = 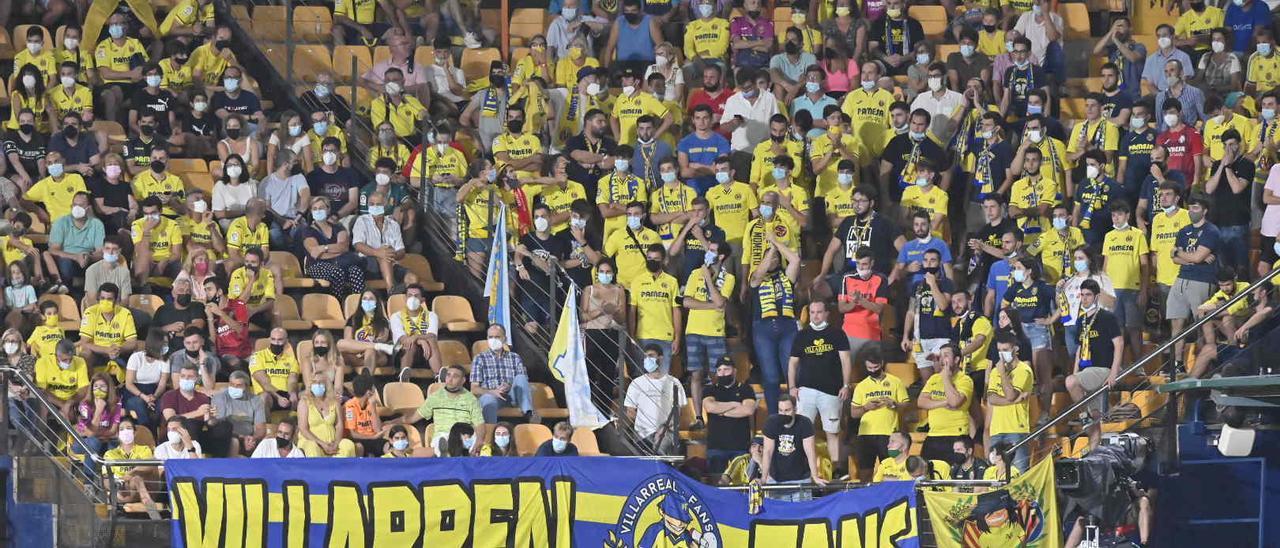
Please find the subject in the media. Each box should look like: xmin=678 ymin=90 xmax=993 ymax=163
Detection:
xmin=760 ymin=394 xmax=826 ymax=500
xmin=901 ymin=249 xmax=954 ymax=384
xmin=890 ymin=211 xmax=954 ymax=286
xmin=851 ymin=345 xmax=908 ymax=482
xmin=816 ymin=185 xmax=903 ymax=298
xmin=1092 ymin=17 xmax=1146 ymax=102
xmin=703 ymin=357 xmax=757 ymax=475
xmin=563 ymin=109 xmax=617 ymax=199
xmin=952 ymin=290 xmax=993 ymax=433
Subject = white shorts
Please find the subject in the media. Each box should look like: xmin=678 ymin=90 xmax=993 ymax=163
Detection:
xmin=797 ymin=386 xmax=843 ymax=434
xmin=914 ymin=338 xmax=950 ymax=369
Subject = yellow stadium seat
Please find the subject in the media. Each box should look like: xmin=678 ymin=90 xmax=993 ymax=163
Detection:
xmin=509 ymin=47 xmax=530 ymax=66
xmin=342 ymin=293 xmax=362 ymax=318
xmin=937 ymin=44 xmax=960 ymax=61
xmin=0 ymin=28 xmax=12 ymax=60
xmin=167 ymin=158 xmax=207 ymax=175
xmin=382 ymin=381 xmax=425 ymax=415
xmin=773 ymin=6 xmax=792 ymax=23
xmin=400 ymin=254 xmax=445 ymax=292
xmin=252 ymin=6 xmax=288 ymax=41
xmin=433 ymin=295 xmax=485 ymax=332
xmin=293 ymin=45 xmax=334 ymax=82
xmin=332 ymin=45 xmax=372 ymax=82
xmin=39 ymin=294 xmax=80 ymax=331
xmin=269 ymin=251 xmax=328 ymax=288
xmin=181 ymin=173 xmax=214 ymax=196
xmin=415 ymin=46 xmax=436 ymax=68
xmin=509 ymin=8 xmax=546 ymax=47
xmin=386 ymin=293 xmax=407 ymax=316
xmin=92 ymin=120 xmax=126 ymax=145
xmin=127 ymin=294 xmax=163 ymax=316
xmin=514 ymin=423 xmax=552 ymax=456
xmin=908 ymin=6 xmax=947 ymax=38
xmin=461 ymin=48 xmax=502 ymax=83
xmin=372 ymin=45 xmax=392 ymax=67
xmin=1062 ymin=3 xmax=1090 ymax=40
xmin=571 ymin=427 xmax=601 ymax=456
xmin=276 ymin=295 xmax=313 ymax=332
xmin=471 ymin=339 xmax=489 ymax=359
xmin=13 ymin=25 xmax=52 ymax=52
xmin=438 ymin=339 xmax=471 ymax=369
xmin=533 ymin=382 xmax=569 ymax=420
xmin=292 ymin=6 xmax=333 ymax=42
xmin=230 ymin=5 xmax=252 ymax=26
xmin=1063 ymin=98 xmax=1088 ymax=119
xmin=480 ymin=8 xmax=502 ymax=31
xmin=302 ymin=294 xmax=346 ymax=330
xmin=885 ymin=362 xmax=917 ymax=386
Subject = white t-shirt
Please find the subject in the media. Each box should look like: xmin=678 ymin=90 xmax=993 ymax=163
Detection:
xmin=427 ymin=65 xmax=468 ymax=103
xmin=1262 ymin=164 xmax=1280 ymax=237
xmin=154 ymin=439 xmax=204 ymax=460
xmin=250 ymin=437 xmax=305 ymax=458
xmin=623 ymin=374 xmax=687 ymax=439
xmin=126 ymin=351 xmax=169 ymax=384
xmin=267 ymin=132 xmax=312 ymax=156
xmin=388 ymin=309 xmax=440 ymax=342
xmin=1013 ymin=11 xmax=1064 ymax=64
xmin=721 ymin=90 xmax=780 ymax=151
xmin=644 ymin=65 xmax=685 ymax=102
xmin=211 ymin=181 xmax=258 ymax=215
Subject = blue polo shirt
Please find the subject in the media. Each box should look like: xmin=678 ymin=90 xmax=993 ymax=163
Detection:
xmin=897 ymin=237 xmax=953 ymax=285
xmin=676 ymin=131 xmax=732 ymax=195
xmin=1174 ymin=221 xmax=1221 ymax=283
xmin=48 ymin=214 xmax=105 ymax=255
xmin=791 ymin=94 xmax=838 ymax=129
xmin=1225 ymin=0 xmax=1272 ymax=52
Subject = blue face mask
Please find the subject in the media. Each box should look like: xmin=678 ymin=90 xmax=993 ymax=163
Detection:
xmin=227 ymin=386 xmax=244 ymax=399
xmin=310 ymin=384 xmax=326 ymax=397
xmin=179 ymin=379 xmax=197 ymax=392
xmin=1052 ymin=217 xmax=1068 ymax=230
xmin=48 ymin=163 xmax=65 ymax=177
xmin=715 ymin=171 xmax=731 ymax=184
xmin=805 ymin=81 xmax=821 ymax=94
xmin=552 ymin=438 xmax=568 ymax=452
xmin=1027 ymin=104 xmax=1043 ymax=115
xmin=772 ymin=167 xmax=787 ymax=181
xmin=463 ymin=436 xmax=476 ymax=450
xmin=313 ymin=121 xmax=329 ymax=135
xmin=660 ymin=171 xmax=677 ymax=183
xmin=368 ymin=205 xmax=386 ymax=216
xmin=109 ymin=25 xmax=125 ymax=39
xmin=614 ymin=159 xmax=630 ymax=172
xmin=909 ymin=131 xmax=926 ymax=141
xmin=361 ymin=299 xmax=377 ymax=313
xmin=759 ymin=204 xmax=775 ymax=219
xmin=312 ymin=209 xmax=329 ymax=222
xmin=704 ymin=250 xmax=718 ymax=266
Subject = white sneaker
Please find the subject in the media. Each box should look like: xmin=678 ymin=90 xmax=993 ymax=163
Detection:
xmin=375 ymin=343 xmax=395 ymax=355
xmin=464 ymin=32 xmax=482 ymax=49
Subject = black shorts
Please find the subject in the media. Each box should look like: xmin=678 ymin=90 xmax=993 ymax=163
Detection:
xmin=854 ymin=434 xmax=890 ymax=471
xmin=921 ymin=435 xmax=967 ymax=462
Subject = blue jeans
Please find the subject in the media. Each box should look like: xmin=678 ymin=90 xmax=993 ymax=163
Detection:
xmin=74 ymin=436 xmax=113 ymax=478
xmin=53 ymin=256 xmax=85 ymax=285
xmin=706 ymin=448 xmax=747 ymax=474
xmin=1217 ymin=225 xmax=1248 ymax=275
xmin=1043 ymin=41 xmax=1066 ymax=85
xmin=477 ymin=374 xmax=535 ymax=423
xmin=988 ymin=432 xmax=1030 ymax=473
xmin=765 ymin=478 xmax=813 ymax=502
xmin=1063 ymin=322 xmax=1080 ymax=361
xmin=753 ymin=318 xmax=798 ymax=414
xmin=123 ymin=383 xmax=159 ymax=427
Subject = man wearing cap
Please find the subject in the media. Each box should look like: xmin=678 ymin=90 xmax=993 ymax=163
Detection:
xmin=612 ymin=66 xmax=672 ymax=146
xmin=703 ymin=356 xmax=756 ymax=474
xmin=640 ymin=493 xmax=697 ymax=547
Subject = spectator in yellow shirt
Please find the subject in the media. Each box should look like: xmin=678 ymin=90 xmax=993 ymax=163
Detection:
xmin=35 ymin=339 xmax=89 ymax=416
xmin=78 ymin=282 xmax=140 ymax=373
xmin=228 ymin=247 xmax=278 ymax=330
xmin=871 ymin=431 xmax=913 ymax=482
xmin=131 ymin=197 xmax=185 ymax=283
xmin=159 ymin=0 xmax=215 ymax=42
xmin=27 ymin=301 xmax=66 ymax=358
xmin=24 ymin=150 xmax=88 ymax=224
xmin=370 ymin=68 xmax=429 ymax=138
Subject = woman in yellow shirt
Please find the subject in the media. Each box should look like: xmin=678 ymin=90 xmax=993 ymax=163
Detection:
xmin=7 ymin=65 xmax=55 ymax=132
xmin=512 ymin=36 xmax=554 ymax=89
xmin=554 ymin=36 xmax=600 ymax=89
xmin=296 ymin=371 xmax=357 ymax=457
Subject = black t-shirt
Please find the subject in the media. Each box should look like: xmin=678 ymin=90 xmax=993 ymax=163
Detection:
xmin=763 ymin=414 xmax=815 ymax=482
xmin=970 ymin=217 xmax=1015 ymax=283
xmin=679 ymin=223 xmax=726 ymax=280
xmin=307 ymin=167 xmax=360 ymax=212
xmin=790 ymin=326 xmax=850 ymax=395
xmin=562 ymin=133 xmax=617 ymax=197
xmin=1208 ymin=159 xmax=1256 ymax=227
xmin=89 ymin=177 xmax=133 ymax=210
xmin=1100 ymin=91 xmax=1133 ymax=122
xmin=881 ymin=134 xmax=950 ymax=202
xmin=184 ymin=113 xmax=217 ymax=137
xmin=1001 ymin=64 xmax=1047 ymax=117
xmin=131 ymin=88 xmax=178 ymax=135
xmin=299 ymin=90 xmax=353 ymax=125
xmin=153 ymin=302 xmax=207 ymax=349
xmin=518 ymin=231 xmax=571 ymax=290
xmin=1077 ymin=308 xmax=1121 ymax=370
xmin=3 ymin=131 xmax=45 ymax=177
xmin=834 ymin=213 xmax=900 ymax=274
xmin=705 ymin=381 xmax=755 ymax=451
xmin=554 ymin=228 xmax=603 ymax=290
xmin=123 ymin=136 xmax=159 ymax=165
xmin=211 ymin=90 xmax=263 ymax=120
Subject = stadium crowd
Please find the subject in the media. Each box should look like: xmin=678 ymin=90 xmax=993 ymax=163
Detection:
xmin=3 ymin=0 xmax=1280 ymax=527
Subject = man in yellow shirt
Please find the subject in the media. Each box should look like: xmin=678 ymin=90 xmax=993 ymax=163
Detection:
xmin=35 ymin=339 xmax=90 ymax=411
xmin=870 ymin=431 xmax=913 ymax=482
xmin=228 ymin=247 xmax=278 ymax=330
xmin=190 ymin=25 xmax=236 ymax=88
xmin=985 ymin=335 xmax=1034 ymax=472
xmin=704 ymin=156 xmax=758 ymax=249
xmin=131 ymin=197 xmax=185 ymax=282
xmin=1067 ymin=93 xmax=1121 ymax=176
xmin=1007 ymin=147 xmax=1055 ymax=248
xmin=12 ymin=26 xmax=57 ymax=87
xmin=223 ymin=199 xmax=271 ymax=270
xmin=684 ymin=0 xmax=730 ymax=68
xmin=370 ymin=68 xmax=429 ymax=138
xmin=1019 ymin=115 xmax=1070 ymax=196
xmin=1149 ymin=183 xmax=1189 ymax=301
xmin=1028 ymin=204 xmax=1086 ymax=283
xmin=683 ymin=240 xmax=735 ymax=422
xmin=900 ymin=160 xmax=948 ymax=237
xmin=648 ymin=158 xmax=697 ymax=244
xmin=740 ymin=191 xmax=801 ymax=294
xmin=852 ymin=347 xmax=908 ymax=482
xmin=332 ymin=0 xmax=388 ymax=44
xmin=46 ymin=62 xmax=96 ymax=123
xmin=93 ymin=13 xmax=148 ymax=123
xmin=78 ymin=282 xmax=139 ymax=372
xmin=611 ymin=67 xmax=672 ymax=145
xmin=131 ymin=148 xmax=187 ymax=217
xmin=23 ymin=151 xmax=88 ymax=223
xmin=159 ymin=0 xmax=215 ymax=40
xmin=755 ymin=158 xmax=809 ymax=232
xmin=1190 ymin=268 xmax=1255 ymax=378
xmin=596 ymin=146 xmax=648 ymax=241
xmin=629 ymin=245 xmax=682 ymax=374
xmin=841 ymin=62 xmax=895 ymax=167
xmin=811 ymin=109 xmax=860 ymax=198
xmin=492 ymin=107 xmax=545 ymax=199
xmin=915 ymin=344 xmax=973 ymax=461
xmin=1173 ymin=0 xmax=1222 ymax=54
xmin=1247 ymin=29 xmax=1280 ymax=95
xmin=1202 ymin=95 xmax=1258 ymax=163
xmin=1101 ymin=201 xmax=1149 ymax=360
xmin=603 ymin=202 xmax=662 ymax=287
xmin=249 ymin=328 xmax=300 ymax=411
xmin=824 ymin=160 xmax=860 ymax=226
xmin=748 ymin=116 xmax=805 ymax=187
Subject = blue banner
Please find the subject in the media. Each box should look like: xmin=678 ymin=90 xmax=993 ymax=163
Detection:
xmin=166 ymin=457 xmax=919 ymax=547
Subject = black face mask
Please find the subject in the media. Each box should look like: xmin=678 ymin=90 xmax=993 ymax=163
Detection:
xmin=771 ymin=133 xmax=785 ymax=143
xmin=507 ymin=120 xmax=524 ymax=133
xmin=717 ymin=374 xmax=735 ymax=386
xmin=953 ymin=451 xmax=969 ymax=465
xmin=489 ymin=74 xmax=506 ymax=88
xmin=185 ymin=348 xmax=199 ymax=358
xmin=150 ymin=160 xmax=166 ymax=173
xmin=225 ymin=128 xmax=242 ymax=140
xmin=314 ymin=346 xmax=330 ymax=357
xmin=64 ymin=126 xmax=79 ymax=140
xmin=270 ymin=343 xmax=285 ymax=355
xmin=785 ymin=41 xmax=801 ymax=55
xmin=923 ymin=266 xmax=939 ymax=275
xmin=625 ymin=12 xmax=642 ymax=24
xmin=216 ymin=39 xmax=232 ymax=50
xmin=704 ymin=83 xmax=718 ymax=92
xmin=867 ymin=367 xmax=885 ymax=378
xmin=747 ymin=10 xmax=761 ymax=19
xmin=646 ymin=259 xmax=663 ymax=273
xmin=175 ymin=56 xmax=189 ymax=65
xmin=983 ymin=24 xmax=997 ymax=33
xmin=276 ymin=436 xmax=292 ymax=449
xmin=18 ymin=124 xmax=34 ymax=135
xmin=1190 ymin=1 xmax=1205 ymax=10
xmin=176 ymin=294 xmax=192 ymax=306
xmin=247 ymin=265 xmax=260 ymax=275
xmin=444 ymin=385 xmax=465 ymax=393
xmin=140 ymin=124 xmax=155 ymax=137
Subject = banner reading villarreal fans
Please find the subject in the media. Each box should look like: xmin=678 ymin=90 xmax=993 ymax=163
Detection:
xmin=923 ymin=458 xmax=1062 ymax=548
xmin=166 ymin=457 xmax=919 ymax=547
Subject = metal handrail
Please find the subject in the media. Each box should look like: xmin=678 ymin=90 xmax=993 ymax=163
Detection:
xmin=1010 ymin=266 xmax=1280 ymax=454
xmin=2 ymin=366 xmax=108 ymax=464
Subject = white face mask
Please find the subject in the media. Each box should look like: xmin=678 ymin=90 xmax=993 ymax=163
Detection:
xmin=622 ymin=85 xmax=637 ymax=96
xmin=487 ymin=337 xmax=505 ymax=351
xmin=3 ymin=343 xmax=18 ymax=355
xmin=64 ymin=38 xmax=79 ymax=50
xmin=1157 ymin=36 xmax=1172 ymax=50
xmin=999 ymin=350 xmax=1014 ymax=363
xmin=1027 ymin=129 xmax=1043 ymax=143
xmin=1085 ymin=164 xmax=1100 ymax=180
xmin=406 ymin=296 xmax=422 ymax=311
xmin=1164 ymin=113 xmax=1180 ymax=127
xmin=322 ymin=151 xmax=338 ymax=166
xmin=1212 ymin=40 xmax=1226 ymax=53
xmin=375 ymin=173 xmax=391 ymax=185
xmin=534 ymin=217 xmax=550 ymax=232
xmin=167 ymin=430 xmax=183 ymax=445
xmin=226 ymin=165 xmax=243 ymax=179
xmin=643 ymin=356 xmax=659 ymax=373
xmin=60 ymin=75 xmax=75 ymax=87
xmin=927 ymin=77 xmax=944 ymax=92
xmin=586 ymin=82 xmax=602 ymax=96
xmin=810 ymin=320 xmax=828 ymax=330
xmin=193 ymin=200 xmax=208 ymax=213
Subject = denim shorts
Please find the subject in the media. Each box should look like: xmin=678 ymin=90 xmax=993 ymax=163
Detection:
xmin=1022 ymin=321 xmax=1052 ymax=351
xmin=465 ymin=237 xmax=492 ymax=254
xmin=684 ymin=334 xmax=727 ymax=372
xmin=1114 ymin=288 xmax=1140 ymax=328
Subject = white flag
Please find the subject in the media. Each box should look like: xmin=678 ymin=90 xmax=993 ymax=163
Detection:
xmin=548 ymin=284 xmax=609 ymax=429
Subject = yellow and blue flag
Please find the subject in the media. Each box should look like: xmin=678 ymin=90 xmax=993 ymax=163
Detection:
xmin=483 ymin=203 xmax=512 ymax=344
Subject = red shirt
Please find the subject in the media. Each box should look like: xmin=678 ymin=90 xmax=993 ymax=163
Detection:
xmin=840 ymin=272 xmax=890 ymax=340
xmin=687 ymin=88 xmax=733 ymax=138
xmin=1156 ymin=126 xmax=1203 ymax=183
xmin=212 ymin=299 xmax=251 ymax=358
xmin=160 ymin=390 xmax=211 ymax=418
